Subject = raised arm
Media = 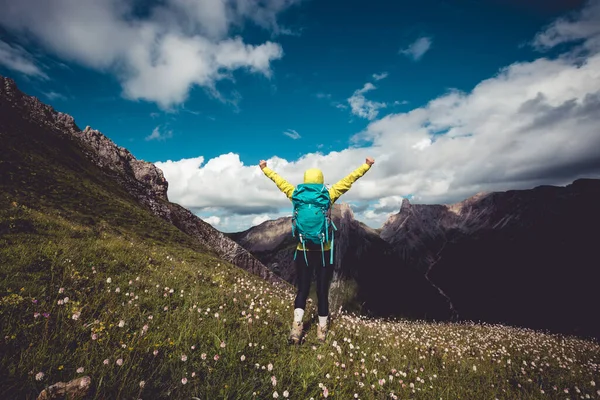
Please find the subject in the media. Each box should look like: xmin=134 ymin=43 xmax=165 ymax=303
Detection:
xmin=260 ymin=160 xmax=295 ymax=200
xmin=329 ymin=157 xmax=374 ymax=203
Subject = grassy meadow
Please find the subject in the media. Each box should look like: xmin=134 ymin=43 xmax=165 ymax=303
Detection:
xmin=1 ymin=115 xmax=599 ymax=399
xmin=1 ymin=201 xmax=599 ymax=399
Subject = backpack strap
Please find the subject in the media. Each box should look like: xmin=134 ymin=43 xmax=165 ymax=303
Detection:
xmin=330 ymin=220 xmax=337 ymax=265
xmin=299 ymin=234 xmax=309 ymax=266
xmin=330 ymin=230 xmax=334 ymax=265
xmin=291 ymin=209 xmax=297 ymax=237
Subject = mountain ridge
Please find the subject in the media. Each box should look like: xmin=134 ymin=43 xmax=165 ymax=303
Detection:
xmin=0 ymin=75 xmax=281 ymax=284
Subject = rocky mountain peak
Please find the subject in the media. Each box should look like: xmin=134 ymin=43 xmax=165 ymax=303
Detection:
xmin=77 ymin=125 xmax=169 ymax=201
xmin=0 ymin=75 xmax=168 ymax=202
xmin=446 ymin=191 xmax=490 ymax=215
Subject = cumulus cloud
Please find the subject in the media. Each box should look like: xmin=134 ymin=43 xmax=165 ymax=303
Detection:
xmin=348 ymin=82 xmax=387 ymax=120
xmin=532 ymin=0 xmax=600 ymax=51
xmin=156 ymin=151 xmax=380 ymax=231
xmin=146 ymin=126 xmax=174 ymax=141
xmin=251 ymin=214 xmax=271 ymax=225
xmin=399 ymin=36 xmax=432 ymax=61
xmin=0 ymin=0 xmax=294 ymax=108
xmin=353 ymin=195 xmax=405 ymax=228
xmin=0 ymin=40 xmax=47 ymax=78
xmin=155 ymin=1 xmax=600 ymax=233
xmin=202 ymin=216 xmax=222 ymax=226
xmin=283 ymin=129 xmax=301 ymax=139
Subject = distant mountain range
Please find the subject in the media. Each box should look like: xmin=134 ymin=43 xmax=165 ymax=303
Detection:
xmin=229 ymin=180 xmax=600 ymax=339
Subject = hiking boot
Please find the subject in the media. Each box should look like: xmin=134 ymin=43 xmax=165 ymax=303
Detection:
xmin=288 ymin=321 xmax=303 ymax=344
xmin=317 ymin=323 xmax=328 ymax=343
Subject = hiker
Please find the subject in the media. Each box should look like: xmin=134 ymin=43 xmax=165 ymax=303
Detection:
xmin=259 ymin=157 xmax=375 ymax=344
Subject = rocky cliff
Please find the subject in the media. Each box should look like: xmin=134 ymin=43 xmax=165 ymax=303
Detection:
xmin=0 ymin=75 xmax=279 ymax=283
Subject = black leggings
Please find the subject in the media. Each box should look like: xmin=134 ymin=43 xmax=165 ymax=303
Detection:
xmin=294 ymin=250 xmax=333 ymax=317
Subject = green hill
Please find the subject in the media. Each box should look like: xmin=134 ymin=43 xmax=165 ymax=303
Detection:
xmin=1 ymin=76 xmax=599 ymax=399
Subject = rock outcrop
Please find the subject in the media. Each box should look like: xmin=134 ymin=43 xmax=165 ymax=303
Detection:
xmin=37 ymin=376 xmax=91 ymax=400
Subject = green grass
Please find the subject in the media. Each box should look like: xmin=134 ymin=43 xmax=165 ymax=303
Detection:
xmin=1 ymin=115 xmax=599 ymax=398
xmin=2 ymin=202 xmax=600 ymax=399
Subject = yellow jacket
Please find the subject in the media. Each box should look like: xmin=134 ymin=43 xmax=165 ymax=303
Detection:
xmin=262 ymin=163 xmax=371 ymax=250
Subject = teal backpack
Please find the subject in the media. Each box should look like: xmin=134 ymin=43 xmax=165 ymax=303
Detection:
xmin=291 ymin=183 xmax=337 ymax=266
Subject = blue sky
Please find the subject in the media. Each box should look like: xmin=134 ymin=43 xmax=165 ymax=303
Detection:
xmin=1 ymin=0 xmax=599 ymax=232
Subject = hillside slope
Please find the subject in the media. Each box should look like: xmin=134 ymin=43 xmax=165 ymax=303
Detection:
xmin=0 ymin=76 xmax=276 ymax=283
xmin=1 ymin=75 xmax=599 ymax=399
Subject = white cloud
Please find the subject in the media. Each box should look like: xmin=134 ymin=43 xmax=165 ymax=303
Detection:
xmin=283 ymin=129 xmax=301 ymax=139
xmin=351 ymin=195 xmax=404 ymax=228
xmin=0 ymin=40 xmax=47 ymax=78
xmin=158 ymin=1 xmax=600 ymax=233
xmin=0 ymin=0 xmax=294 ymax=108
xmin=532 ymin=0 xmax=600 ymax=51
xmin=220 ymin=211 xmax=291 ymax=232
xmin=412 ymin=138 xmax=432 ymax=151
xmin=399 ymin=36 xmax=432 ymax=61
xmin=155 ymin=152 xmax=380 ymax=228
xmin=251 ymin=214 xmax=271 ymax=225
xmin=372 ymin=72 xmax=389 ymax=81
xmin=146 ymin=126 xmax=174 ymax=141
xmin=348 ymin=82 xmax=387 ymax=120
xmin=202 ymin=216 xmax=221 ymax=226
xmin=372 ymin=195 xmax=404 ymax=213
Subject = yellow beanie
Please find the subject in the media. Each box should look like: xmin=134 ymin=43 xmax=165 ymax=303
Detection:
xmin=303 ymin=168 xmax=324 ymax=184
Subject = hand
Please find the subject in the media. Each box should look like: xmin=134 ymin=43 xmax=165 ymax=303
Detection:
xmin=259 ymin=160 xmax=267 ymax=170
xmin=366 ymin=157 xmax=375 ymax=166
